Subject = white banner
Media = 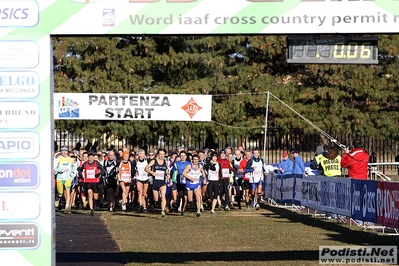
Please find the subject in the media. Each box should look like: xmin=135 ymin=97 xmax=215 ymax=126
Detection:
xmin=54 ymin=93 xmax=212 ymax=121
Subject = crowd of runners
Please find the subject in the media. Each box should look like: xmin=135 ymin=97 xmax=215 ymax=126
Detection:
xmin=53 ymin=145 xmax=275 ymax=217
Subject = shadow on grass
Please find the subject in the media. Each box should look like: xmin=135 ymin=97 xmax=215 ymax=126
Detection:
xmin=262 ymin=204 xmax=399 ymax=246
xmin=57 ymin=252 xmax=126 ymax=265
xmin=57 ymin=250 xmax=318 ymax=264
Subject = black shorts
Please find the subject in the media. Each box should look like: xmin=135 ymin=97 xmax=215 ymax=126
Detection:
xmin=137 ymin=179 xmax=149 ymax=185
xmin=207 ymin=180 xmax=219 ymax=201
xmin=152 ymin=180 xmax=166 ymax=191
xmin=243 ymin=180 xmax=250 ymax=190
xmin=176 ymin=184 xmax=187 ymax=196
xmin=85 ymin=183 xmax=98 ymax=193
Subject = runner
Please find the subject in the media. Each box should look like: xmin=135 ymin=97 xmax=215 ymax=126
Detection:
xmin=239 ymin=150 xmax=252 ymax=210
xmin=145 ymin=148 xmax=170 ymax=217
xmin=54 ymin=146 xmax=75 ymax=214
xmin=128 ymin=151 xmax=137 ymax=209
xmin=79 ymin=152 xmax=105 ymax=215
xmin=245 ymin=148 xmax=267 ymax=210
xmin=118 ymin=151 xmax=134 ymax=211
xmin=103 ymin=150 xmax=119 ymax=212
xmin=182 ymin=154 xmax=206 ymax=217
xmin=205 ymin=152 xmax=221 ymax=214
xmin=77 ymin=152 xmax=89 ymax=209
xmin=68 ymin=153 xmax=79 ymax=210
xmin=171 ymin=151 xmax=191 ymax=215
xmin=232 ymin=149 xmax=244 ymax=209
xmin=132 ymin=149 xmax=149 ymax=212
xmin=197 ymin=149 xmax=208 ymax=211
xmin=217 ymin=150 xmax=232 ymax=211
xmin=167 ymin=151 xmax=178 ymax=212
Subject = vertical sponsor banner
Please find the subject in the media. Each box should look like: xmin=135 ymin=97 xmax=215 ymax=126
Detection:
xmin=270 ymin=174 xmax=279 ymax=202
xmin=318 ymin=177 xmax=351 ymax=217
xmin=293 ymin=175 xmax=303 ymax=205
xmin=376 ymin=182 xmax=399 ymax=228
xmin=0 ymin=32 xmax=53 ymax=266
xmin=351 ymin=180 xmax=377 ymax=223
xmin=334 ymin=177 xmax=351 ymax=217
xmin=278 ymin=174 xmax=295 ymax=203
xmin=264 ymin=172 xmax=273 ymax=199
xmin=301 ymin=176 xmax=320 ymax=210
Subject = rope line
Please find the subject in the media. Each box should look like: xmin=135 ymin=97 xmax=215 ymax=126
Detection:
xmin=208 ymin=91 xmax=346 ymax=149
xmin=210 ymin=120 xmax=265 ymax=129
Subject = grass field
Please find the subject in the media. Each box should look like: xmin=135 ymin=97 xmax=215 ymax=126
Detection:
xmin=100 ymin=203 xmax=398 ymax=266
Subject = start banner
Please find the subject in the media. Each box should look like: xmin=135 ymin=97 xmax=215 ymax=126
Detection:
xmin=54 ymin=93 xmax=212 ymax=121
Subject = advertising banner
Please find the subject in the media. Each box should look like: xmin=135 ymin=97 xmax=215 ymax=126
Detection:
xmin=318 ymin=176 xmax=351 ymax=217
xmin=38 ymin=0 xmax=399 ymax=35
xmin=300 ymin=176 xmax=320 ymax=210
xmin=351 ymin=180 xmax=377 ymax=223
xmin=277 ymin=174 xmax=295 ymax=204
xmin=376 ymin=182 xmax=399 ymax=228
xmin=54 ymin=93 xmax=212 ymax=121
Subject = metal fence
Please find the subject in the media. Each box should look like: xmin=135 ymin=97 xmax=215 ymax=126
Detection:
xmin=54 ymin=128 xmax=399 ymax=165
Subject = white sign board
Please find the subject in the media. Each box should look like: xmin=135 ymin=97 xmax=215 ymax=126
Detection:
xmin=54 ymin=93 xmax=212 ymax=121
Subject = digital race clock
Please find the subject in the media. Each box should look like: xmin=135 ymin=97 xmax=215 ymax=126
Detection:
xmin=286 ymin=35 xmax=378 ymax=64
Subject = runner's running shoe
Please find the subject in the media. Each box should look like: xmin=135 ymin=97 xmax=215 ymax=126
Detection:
xmin=90 ymin=209 xmax=94 ymax=216
xmin=196 ymin=211 xmax=201 ymax=217
xmin=161 ymin=210 xmax=166 ymax=217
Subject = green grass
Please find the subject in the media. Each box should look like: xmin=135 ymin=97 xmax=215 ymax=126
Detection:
xmin=100 ymin=204 xmax=398 ymax=266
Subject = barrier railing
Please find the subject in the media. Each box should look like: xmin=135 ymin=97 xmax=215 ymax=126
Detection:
xmin=265 ymin=174 xmax=399 ymax=232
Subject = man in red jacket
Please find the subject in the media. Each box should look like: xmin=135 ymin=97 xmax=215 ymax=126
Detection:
xmin=341 ymin=139 xmax=370 ymax=180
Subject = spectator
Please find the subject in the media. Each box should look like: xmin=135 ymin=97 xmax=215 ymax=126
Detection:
xmin=277 ymin=152 xmax=293 ymax=175
xmin=291 ymin=150 xmax=305 ymax=175
xmin=341 ymin=139 xmax=369 ymax=180
xmin=319 ymin=146 xmax=342 ymax=177
xmin=310 ymin=145 xmax=325 ymax=176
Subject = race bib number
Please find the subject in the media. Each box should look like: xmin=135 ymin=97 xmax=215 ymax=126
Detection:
xmin=222 ymin=168 xmax=230 ymax=178
xmin=189 ymin=172 xmax=200 ymax=184
xmin=139 ymin=172 xmax=148 ymax=179
xmin=208 ymin=170 xmax=218 ymax=181
xmin=121 ymin=173 xmax=131 ymax=183
xmin=155 ymin=170 xmax=164 ymax=180
xmin=86 ymin=169 xmax=95 ymax=179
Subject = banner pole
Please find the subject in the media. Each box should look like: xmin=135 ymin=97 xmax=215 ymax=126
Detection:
xmin=263 ymin=92 xmax=270 ymax=159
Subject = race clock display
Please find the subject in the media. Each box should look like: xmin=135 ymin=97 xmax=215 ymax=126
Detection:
xmin=286 ymin=35 xmax=378 ymax=64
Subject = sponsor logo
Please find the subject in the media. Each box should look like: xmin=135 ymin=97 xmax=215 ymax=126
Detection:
xmin=181 ymin=97 xmax=202 ymax=118
xmin=0 ymin=163 xmax=38 ymax=187
xmin=0 ymin=224 xmax=39 ymax=249
xmin=0 ymin=71 xmax=39 ymax=98
xmin=0 ymin=192 xmax=40 ymax=219
xmin=57 ymin=95 xmax=80 ymax=118
xmin=0 ymin=1 xmax=39 ymax=27
xmin=0 ymin=102 xmax=39 ymax=128
xmin=0 ymin=132 xmax=39 ymax=159
xmin=103 ymin=9 xmax=115 ymax=27
xmin=0 ymin=41 xmax=39 ymax=69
